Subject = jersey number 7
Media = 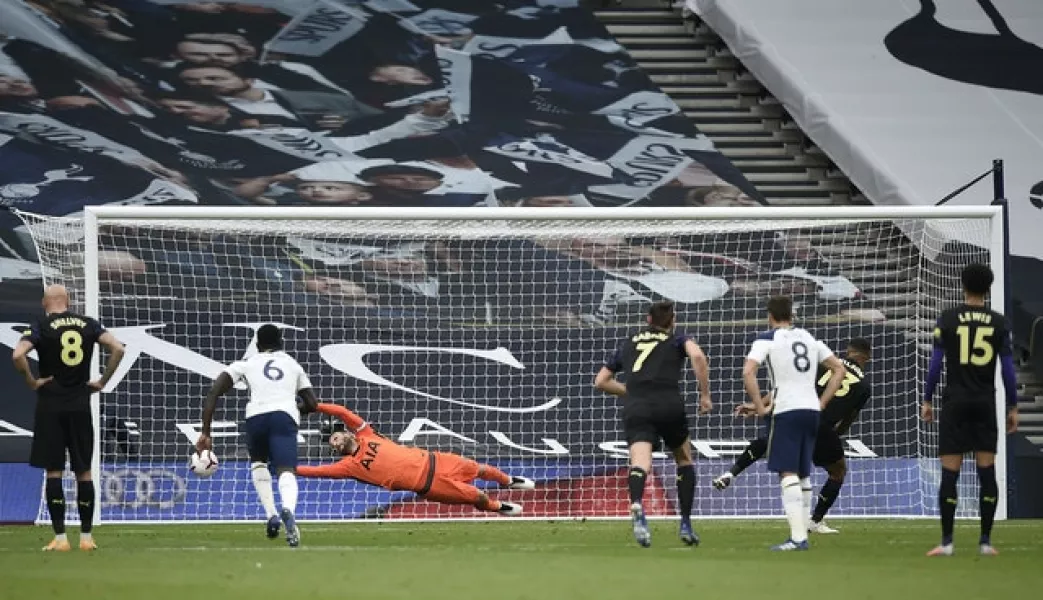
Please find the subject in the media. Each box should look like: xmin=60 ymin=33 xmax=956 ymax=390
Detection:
xmin=633 ymin=341 xmax=659 ymax=372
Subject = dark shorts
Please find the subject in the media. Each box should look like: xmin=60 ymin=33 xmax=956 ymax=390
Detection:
xmin=812 ymin=425 xmax=845 ymax=467
xmin=939 ymin=396 xmax=998 ymax=455
xmin=31 ymin=403 xmax=94 ymax=473
xmin=244 ymin=411 xmax=299 ymax=470
xmin=766 ymin=409 xmax=820 ymax=477
xmin=622 ymin=397 xmax=690 ymax=451
xmin=750 ymin=420 xmax=844 ymax=468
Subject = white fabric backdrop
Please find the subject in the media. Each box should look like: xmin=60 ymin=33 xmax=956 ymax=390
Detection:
xmin=691 ymin=0 xmax=1043 ymax=260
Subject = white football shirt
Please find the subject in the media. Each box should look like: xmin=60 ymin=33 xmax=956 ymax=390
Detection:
xmin=746 ymin=327 xmax=833 ymax=414
xmin=223 ymin=351 xmax=313 ymax=423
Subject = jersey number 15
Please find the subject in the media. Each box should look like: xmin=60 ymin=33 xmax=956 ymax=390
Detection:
xmin=956 ymin=325 xmax=994 ymax=366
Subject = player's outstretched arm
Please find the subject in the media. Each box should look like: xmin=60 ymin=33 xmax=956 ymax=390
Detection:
xmin=197 ymin=372 xmax=234 ymax=452
xmin=11 ymin=337 xmax=50 ymax=391
xmin=593 ymin=366 xmax=626 ymax=397
xmin=315 ymin=402 xmax=367 ymax=431
xmin=296 ymin=462 xmax=351 ymax=479
xmin=89 ymin=331 xmax=126 ymax=392
xmin=819 ymin=355 xmax=846 ymax=410
xmin=683 ymin=339 xmax=712 ymax=414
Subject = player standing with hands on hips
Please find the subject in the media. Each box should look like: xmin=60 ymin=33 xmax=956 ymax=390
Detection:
xmin=742 ymin=296 xmax=845 ymax=551
xmin=922 ymin=264 xmax=1018 ymax=557
xmin=196 ymin=324 xmax=319 ymax=548
xmin=594 ymin=301 xmax=712 ymax=548
xmin=12 ymin=284 xmax=126 ymax=551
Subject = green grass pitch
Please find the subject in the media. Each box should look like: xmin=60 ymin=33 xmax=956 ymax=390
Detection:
xmin=1 ymin=520 xmax=1040 ymax=600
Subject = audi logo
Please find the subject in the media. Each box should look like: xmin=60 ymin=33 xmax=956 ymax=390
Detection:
xmin=100 ymin=469 xmax=187 ymax=509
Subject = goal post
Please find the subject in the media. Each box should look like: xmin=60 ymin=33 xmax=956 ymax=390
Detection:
xmin=17 ymin=205 xmax=1006 ymax=523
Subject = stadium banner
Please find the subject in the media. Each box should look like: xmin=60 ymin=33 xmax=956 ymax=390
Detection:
xmin=0 ymin=0 xmax=759 ymax=232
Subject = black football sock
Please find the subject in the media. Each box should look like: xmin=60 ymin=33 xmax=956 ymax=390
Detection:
xmin=45 ymin=478 xmax=66 ymax=536
xmin=77 ymin=480 xmax=95 ymax=534
xmin=676 ymin=464 xmax=696 ymax=520
xmin=977 ymin=465 xmax=998 ymax=545
xmin=628 ymin=467 xmax=647 ymax=505
xmin=730 ymin=438 xmax=767 ymax=477
xmin=812 ymin=478 xmax=843 ymax=523
xmin=939 ymin=468 xmax=960 ymax=546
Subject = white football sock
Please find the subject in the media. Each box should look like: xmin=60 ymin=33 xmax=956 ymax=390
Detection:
xmin=250 ymin=463 xmax=278 ymax=519
xmin=278 ymin=471 xmax=298 ymax=514
xmin=781 ymin=475 xmax=807 ymax=543
xmin=800 ymin=477 xmax=813 ymax=530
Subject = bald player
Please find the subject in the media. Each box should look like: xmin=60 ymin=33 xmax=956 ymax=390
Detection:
xmin=298 ymin=403 xmax=534 ymax=515
xmin=12 ymin=285 xmax=126 ymax=551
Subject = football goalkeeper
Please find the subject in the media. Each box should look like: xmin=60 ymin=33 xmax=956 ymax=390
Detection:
xmin=297 ymin=403 xmax=533 ymax=514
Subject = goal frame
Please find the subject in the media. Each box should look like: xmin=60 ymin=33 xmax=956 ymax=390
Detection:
xmin=80 ymin=204 xmax=1008 ymax=524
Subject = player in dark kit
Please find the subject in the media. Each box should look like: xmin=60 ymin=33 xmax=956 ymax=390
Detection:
xmin=594 ymin=301 xmax=712 ymax=548
xmin=11 ymin=285 xmax=125 ymax=552
xmin=923 ymin=264 xmax=1018 ymax=557
xmin=713 ymin=339 xmax=872 ymax=534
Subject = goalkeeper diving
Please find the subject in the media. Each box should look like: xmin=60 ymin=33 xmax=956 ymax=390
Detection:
xmin=298 ymin=403 xmax=534 ymax=514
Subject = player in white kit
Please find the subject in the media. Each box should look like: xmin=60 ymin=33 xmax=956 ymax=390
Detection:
xmin=742 ymin=296 xmax=846 ymax=551
xmin=196 ymin=324 xmax=318 ymax=548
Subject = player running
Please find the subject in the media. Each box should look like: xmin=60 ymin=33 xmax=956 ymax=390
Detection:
xmin=743 ymin=296 xmax=845 ymax=551
xmin=714 ymin=338 xmax=872 ymax=534
xmin=297 ymin=403 xmax=534 ymax=514
xmin=196 ymin=324 xmax=317 ymax=548
xmin=13 ymin=285 xmax=126 ymax=552
xmin=922 ymin=264 xmax=1018 ymax=557
xmin=594 ymin=301 xmax=712 ymax=548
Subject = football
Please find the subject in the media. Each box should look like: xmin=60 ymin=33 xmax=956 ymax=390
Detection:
xmin=190 ymin=449 xmax=219 ymax=478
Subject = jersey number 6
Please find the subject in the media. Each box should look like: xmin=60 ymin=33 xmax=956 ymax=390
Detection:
xmin=263 ymin=359 xmax=284 ymax=381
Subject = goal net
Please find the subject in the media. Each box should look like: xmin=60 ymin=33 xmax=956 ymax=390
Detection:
xmin=15 ymin=206 xmax=1005 ymax=522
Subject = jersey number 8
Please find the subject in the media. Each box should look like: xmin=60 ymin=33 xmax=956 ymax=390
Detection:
xmin=60 ymin=331 xmax=84 ymax=367
xmin=791 ymin=341 xmax=811 ymax=373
